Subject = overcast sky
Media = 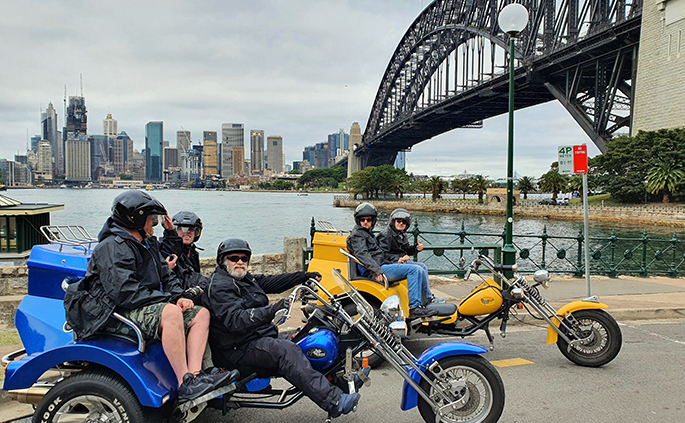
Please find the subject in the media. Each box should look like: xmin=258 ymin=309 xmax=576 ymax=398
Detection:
xmin=0 ymin=0 xmax=601 ymax=180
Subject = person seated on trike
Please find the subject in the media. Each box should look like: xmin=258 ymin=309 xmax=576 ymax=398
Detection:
xmin=159 ymin=210 xmax=208 ymax=296
xmin=346 ymin=203 xmax=438 ymax=319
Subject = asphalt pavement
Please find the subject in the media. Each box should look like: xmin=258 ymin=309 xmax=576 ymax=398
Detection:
xmin=2 ymin=274 xmax=684 ymax=422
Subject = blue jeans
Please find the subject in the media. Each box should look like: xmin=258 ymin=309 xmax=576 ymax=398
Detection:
xmin=381 ymin=263 xmax=432 ymax=309
xmin=404 ymin=261 xmax=432 ymax=303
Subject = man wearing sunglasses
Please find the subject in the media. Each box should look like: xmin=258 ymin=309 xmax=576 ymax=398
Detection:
xmin=346 ymin=203 xmax=438 ymax=319
xmin=202 ymin=238 xmax=362 ymax=419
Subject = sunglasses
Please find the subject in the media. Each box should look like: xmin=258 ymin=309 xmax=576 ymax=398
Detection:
xmin=225 ymin=255 xmax=250 ymax=263
xmin=395 ymin=220 xmax=409 ymax=226
xmin=359 ymin=217 xmax=374 ymax=223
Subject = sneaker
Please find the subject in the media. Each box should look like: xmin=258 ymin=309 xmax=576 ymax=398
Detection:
xmin=424 ymin=295 xmax=446 ymax=305
xmin=196 ymin=367 xmax=240 ymax=388
xmin=177 ymin=373 xmax=214 ymax=403
xmin=353 ymin=367 xmax=371 ymax=392
xmin=409 ymin=306 xmax=439 ymax=319
xmin=328 ymin=392 xmax=361 ymax=419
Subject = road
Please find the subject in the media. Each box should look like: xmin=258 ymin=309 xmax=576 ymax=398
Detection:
xmin=194 ymin=318 xmax=685 ymax=423
xmin=8 ymin=318 xmax=684 ymax=423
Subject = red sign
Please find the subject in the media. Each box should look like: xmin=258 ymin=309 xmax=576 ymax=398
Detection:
xmin=573 ymin=145 xmax=588 ymax=174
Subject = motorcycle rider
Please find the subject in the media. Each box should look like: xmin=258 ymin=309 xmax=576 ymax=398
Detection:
xmin=63 ymin=190 xmax=233 ymax=403
xmin=377 ymin=208 xmax=443 ymax=305
xmin=201 ymin=238 xmax=362 ymax=419
xmin=346 ymin=203 xmax=438 ymax=319
xmin=160 ymin=211 xmax=207 ymax=292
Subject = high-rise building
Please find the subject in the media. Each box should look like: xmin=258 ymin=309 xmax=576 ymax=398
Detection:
xmin=66 ymin=96 xmax=87 ymax=134
xmin=63 ymin=96 xmax=88 ymax=178
xmin=103 ymin=114 xmax=118 ymax=138
xmin=220 ymin=123 xmax=244 ymax=178
xmin=89 ymin=135 xmax=110 ymax=180
xmin=231 ymin=146 xmax=245 ymax=176
xmin=394 ymin=151 xmax=406 ymax=169
xmin=112 ymin=131 xmax=133 ymax=174
xmin=250 ymin=130 xmax=265 ymax=173
xmin=145 ymin=121 xmax=164 ymax=182
xmin=327 ymin=129 xmax=349 ymax=160
xmin=164 ymin=147 xmax=179 ymax=170
xmin=203 ymin=131 xmax=218 ymax=178
xmin=30 ymin=135 xmax=41 ymax=151
xmin=177 ymin=130 xmax=192 ymax=152
xmin=314 ymin=142 xmax=328 ymax=169
xmin=41 ymin=102 xmax=61 ymax=176
xmin=65 ymin=139 xmax=91 ymax=181
xmin=36 ymin=141 xmax=53 ymax=181
xmin=266 ymin=135 xmax=283 ymax=173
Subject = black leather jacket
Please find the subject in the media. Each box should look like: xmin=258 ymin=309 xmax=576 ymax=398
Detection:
xmin=377 ymin=224 xmax=418 ymax=264
xmin=159 ymin=229 xmax=207 ymax=292
xmin=346 ymin=225 xmax=386 ymax=277
xmin=64 ymin=218 xmax=183 ymax=339
xmin=202 ymin=267 xmax=309 ymax=363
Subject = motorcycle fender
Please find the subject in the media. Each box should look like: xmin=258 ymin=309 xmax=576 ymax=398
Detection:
xmin=3 ymin=338 xmax=176 ymax=408
xmin=400 ymin=342 xmax=488 ymax=411
xmin=545 ymin=300 xmax=608 ymax=344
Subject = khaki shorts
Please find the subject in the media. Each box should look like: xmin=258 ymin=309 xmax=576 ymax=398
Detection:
xmin=106 ymin=302 xmax=202 ymax=342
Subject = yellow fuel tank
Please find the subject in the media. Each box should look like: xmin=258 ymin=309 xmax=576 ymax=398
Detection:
xmin=458 ymin=279 xmax=504 ymax=316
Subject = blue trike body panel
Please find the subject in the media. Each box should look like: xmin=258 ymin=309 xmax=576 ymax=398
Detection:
xmin=26 ymin=244 xmax=92 ymax=301
xmin=3 ymin=337 xmax=177 ymax=408
xmin=400 ymin=342 xmax=488 ymax=411
xmin=14 ymin=295 xmax=74 ymax=356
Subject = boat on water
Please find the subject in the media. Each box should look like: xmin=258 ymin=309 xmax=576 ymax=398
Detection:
xmin=297 ymin=193 xmax=308 ymax=196
xmin=146 ymin=184 xmax=154 ymax=191
xmin=0 ymin=185 xmax=6 ymax=191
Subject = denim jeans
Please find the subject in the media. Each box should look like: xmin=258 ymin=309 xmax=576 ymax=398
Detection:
xmin=403 ymin=261 xmax=432 ymax=302
xmin=381 ymin=263 xmax=431 ymax=309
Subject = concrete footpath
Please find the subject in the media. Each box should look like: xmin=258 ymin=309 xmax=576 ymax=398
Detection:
xmin=1 ymin=274 xmax=684 ymax=422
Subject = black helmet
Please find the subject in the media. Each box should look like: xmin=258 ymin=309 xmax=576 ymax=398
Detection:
xmin=389 ymin=208 xmax=411 ymax=231
xmin=111 ymin=190 xmax=167 ymax=230
xmin=354 ymin=202 xmax=378 ymax=229
xmin=217 ymin=238 xmax=252 ymax=265
xmin=172 ymin=211 xmax=203 ymax=242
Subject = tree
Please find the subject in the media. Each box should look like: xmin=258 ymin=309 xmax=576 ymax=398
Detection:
xmin=412 ymin=179 xmax=432 ymax=198
xmin=516 ymin=176 xmax=536 ymax=199
xmin=289 ymin=169 xmax=301 ymax=174
xmin=472 ymin=175 xmax=490 ymax=204
xmin=391 ymin=170 xmax=411 ymax=198
xmin=429 ymin=176 xmax=444 ymax=201
xmin=451 ymin=178 xmax=472 ymax=200
xmin=646 ymin=160 xmax=685 ymax=203
xmin=539 ymin=168 xmax=569 ymax=199
xmin=298 ymin=166 xmax=346 ymax=189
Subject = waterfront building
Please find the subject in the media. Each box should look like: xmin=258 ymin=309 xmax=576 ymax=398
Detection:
xmin=164 ymin=147 xmax=179 ymax=170
xmin=41 ymin=102 xmax=62 ymax=177
xmin=177 ymin=130 xmax=192 ymax=151
xmin=0 ymin=160 xmax=31 ymax=186
xmin=266 ymin=135 xmax=284 ymax=173
xmin=203 ymin=131 xmax=218 ymax=178
xmin=221 ymin=123 xmax=244 ymax=178
xmin=63 ymin=96 xmax=88 ymax=178
xmin=64 ymin=139 xmax=91 ymax=182
xmin=315 ymin=142 xmax=328 ymax=169
xmin=88 ymin=134 xmax=110 ymax=180
xmin=250 ymin=130 xmax=265 ymax=173
xmin=232 ymin=146 xmax=245 ymax=176
xmin=128 ymin=149 xmax=145 ymax=181
xmin=145 ymin=121 xmax=163 ymax=182
xmin=112 ymin=131 xmax=133 ymax=174
xmin=103 ymin=114 xmax=118 ymax=138
xmin=327 ymin=129 xmax=349 ymax=160
xmin=36 ymin=142 xmax=53 ymax=182
xmin=347 ymin=122 xmax=362 ymax=177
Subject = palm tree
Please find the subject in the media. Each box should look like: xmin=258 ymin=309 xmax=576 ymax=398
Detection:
xmin=516 ymin=176 xmax=536 ymax=199
xmin=430 ymin=176 xmax=444 ymax=201
xmin=472 ymin=175 xmax=490 ymax=204
xmin=539 ymin=169 xmax=569 ymax=200
xmin=451 ymin=178 xmax=472 ymax=200
xmin=646 ymin=161 xmax=685 ymax=203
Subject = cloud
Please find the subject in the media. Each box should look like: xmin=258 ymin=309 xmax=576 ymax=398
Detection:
xmin=0 ymin=0 xmax=597 ymax=178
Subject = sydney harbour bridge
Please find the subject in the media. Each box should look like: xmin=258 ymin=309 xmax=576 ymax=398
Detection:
xmin=347 ymin=0 xmax=642 ymax=168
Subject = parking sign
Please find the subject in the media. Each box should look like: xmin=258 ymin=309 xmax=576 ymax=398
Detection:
xmin=558 ymin=146 xmax=573 ymax=175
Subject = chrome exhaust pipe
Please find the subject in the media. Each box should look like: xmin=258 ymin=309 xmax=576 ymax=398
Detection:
xmin=8 ymin=385 xmax=53 ymax=404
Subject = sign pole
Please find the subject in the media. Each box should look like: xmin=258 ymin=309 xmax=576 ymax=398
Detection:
xmin=582 ymin=172 xmax=591 ymax=296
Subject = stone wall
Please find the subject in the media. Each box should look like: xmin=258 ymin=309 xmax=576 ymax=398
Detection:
xmin=334 ymin=198 xmax=685 ymax=227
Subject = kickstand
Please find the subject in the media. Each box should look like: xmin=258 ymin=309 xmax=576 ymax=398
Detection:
xmin=484 ymin=326 xmax=495 ymax=350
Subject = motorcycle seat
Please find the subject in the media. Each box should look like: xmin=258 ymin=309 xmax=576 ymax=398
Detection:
xmin=347 ymin=259 xmax=400 ymax=288
xmin=426 ymin=302 xmax=457 ymax=316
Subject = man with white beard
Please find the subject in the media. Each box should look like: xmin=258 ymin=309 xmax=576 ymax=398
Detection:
xmin=202 ymin=238 xmax=362 ymax=419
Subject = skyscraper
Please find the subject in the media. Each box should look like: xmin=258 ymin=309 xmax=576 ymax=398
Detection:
xmin=177 ymin=130 xmax=192 ymax=152
xmin=89 ymin=134 xmax=109 ymax=180
xmin=266 ymin=135 xmax=283 ymax=173
xmin=41 ymin=102 xmax=61 ymax=176
xmin=113 ymin=131 xmax=133 ymax=174
xmin=232 ymin=146 xmax=245 ymax=176
xmin=221 ymin=123 xmax=244 ymax=178
xmin=203 ymin=131 xmax=218 ymax=178
xmin=36 ymin=141 xmax=52 ymax=181
xmin=103 ymin=114 xmax=118 ymax=138
xmin=250 ymin=130 xmax=265 ymax=173
xmin=65 ymin=139 xmax=91 ymax=181
xmin=145 ymin=121 xmax=164 ymax=182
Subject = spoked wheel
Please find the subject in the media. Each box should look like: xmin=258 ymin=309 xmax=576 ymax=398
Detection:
xmin=556 ymin=309 xmax=622 ymax=367
xmin=417 ymin=355 xmax=504 ymax=423
xmin=33 ymin=369 xmax=156 ymax=423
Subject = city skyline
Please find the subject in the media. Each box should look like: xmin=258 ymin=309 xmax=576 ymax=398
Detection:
xmin=0 ymin=1 xmax=601 ymax=180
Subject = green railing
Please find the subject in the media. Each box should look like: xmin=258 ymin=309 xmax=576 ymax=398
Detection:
xmin=307 ymin=217 xmax=685 ymax=278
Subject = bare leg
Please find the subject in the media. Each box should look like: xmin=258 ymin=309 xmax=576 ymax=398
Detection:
xmin=159 ymin=304 xmax=189 ymax=386
xmin=185 ymin=308 xmax=210 ymax=374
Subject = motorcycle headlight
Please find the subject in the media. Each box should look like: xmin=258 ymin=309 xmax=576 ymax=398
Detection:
xmin=380 ymin=295 xmax=403 ymax=320
xmin=511 ymin=287 xmax=524 ymax=300
xmin=533 ymin=269 xmax=551 ymax=290
xmin=389 ymin=320 xmax=407 ymax=337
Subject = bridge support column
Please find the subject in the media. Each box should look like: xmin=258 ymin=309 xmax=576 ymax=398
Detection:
xmin=347 ymin=149 xmax=362 ymax=177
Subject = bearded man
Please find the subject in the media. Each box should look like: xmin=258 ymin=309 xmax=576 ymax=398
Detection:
xmin=201 ymin=238 xmax=362 ymax=419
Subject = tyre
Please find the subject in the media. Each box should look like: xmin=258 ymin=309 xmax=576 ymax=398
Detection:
xmin=417 ymin=355 xmax=505 ymax=423
xmin=556 ymin=309 xmax=622 ymax=367
xmin=33 ymin=369 xmax=154 ymax=423
xmin=342 ymin=298 xmax=385 ymax=368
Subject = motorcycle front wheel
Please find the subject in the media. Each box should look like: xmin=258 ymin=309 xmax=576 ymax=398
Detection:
xmin=417 ymin=355 xmax=504 ymax=423
xmin=556 ymin=309 xmax=622 ymax=367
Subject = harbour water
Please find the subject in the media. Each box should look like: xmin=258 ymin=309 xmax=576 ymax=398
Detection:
xmin=6 ymin=189 xmax=683 ymax=257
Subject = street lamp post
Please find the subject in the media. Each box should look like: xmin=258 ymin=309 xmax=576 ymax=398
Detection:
xmin=498 ymin=3 xmax=529 ymax=277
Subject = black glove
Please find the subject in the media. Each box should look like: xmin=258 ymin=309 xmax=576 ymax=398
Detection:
xmin=272 ymin=298 xmax=291 ymax=314
xmin=305 ymin=272 xmax=322 ymax=281
xmin=182 ymin=285 xmax=203 ymax=299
